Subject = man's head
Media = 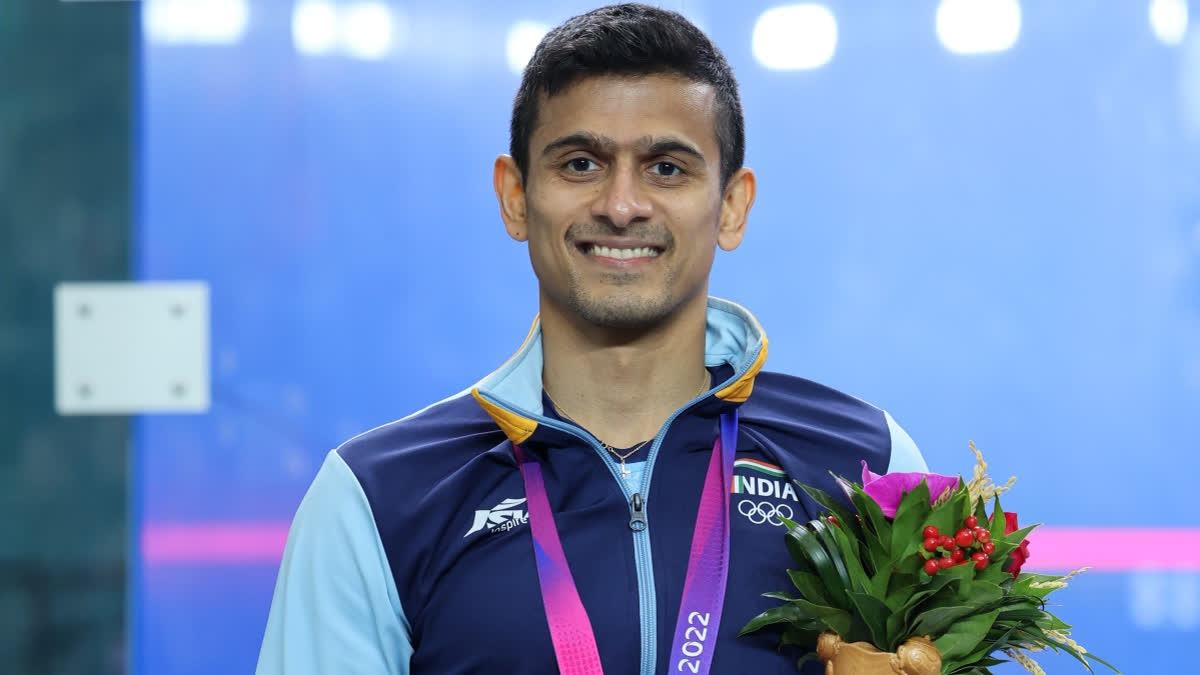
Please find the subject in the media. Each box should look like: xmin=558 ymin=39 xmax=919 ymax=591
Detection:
xmin=510 ymin=4 xmax=744 ymax=190
xmin=494 ymin=4 xmax=756 ymax=332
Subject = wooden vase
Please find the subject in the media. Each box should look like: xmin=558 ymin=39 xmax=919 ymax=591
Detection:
xmin=816 ymin=632 xmax=942 ymax=675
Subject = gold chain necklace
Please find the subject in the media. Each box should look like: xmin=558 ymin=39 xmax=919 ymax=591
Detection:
xmin=543 ymin=370 xmax=711 ymax=479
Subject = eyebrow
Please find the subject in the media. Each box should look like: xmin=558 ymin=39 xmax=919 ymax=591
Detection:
xmin=644 ymin=138 xmax=705 ymax=163
xmin=540 ymin=132 xmax=707 ymax=164
xmin=541 ymin=132 xmax=613 ymax=158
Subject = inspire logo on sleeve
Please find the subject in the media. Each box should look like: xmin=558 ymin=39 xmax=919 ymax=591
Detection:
xmin=464 ymin=497 xmax=529 ymax=537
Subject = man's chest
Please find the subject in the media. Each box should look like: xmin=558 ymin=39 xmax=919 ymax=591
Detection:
xmin=404 ymin=452 xmax=814 ymax=674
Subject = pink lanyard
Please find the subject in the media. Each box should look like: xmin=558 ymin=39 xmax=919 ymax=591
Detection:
xmin=512 ymin=411 xmax=739 ymax=675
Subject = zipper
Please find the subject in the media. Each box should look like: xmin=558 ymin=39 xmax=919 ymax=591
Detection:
xmin=480 ymin=393 xmax=659 ymax=675
xmin=478 ymin=359 xmax=748 ymax=675
xmin=629 ymin=493 xmax=647 ymax=531
xmin=630 ymin=355 xmax=757 ymax=672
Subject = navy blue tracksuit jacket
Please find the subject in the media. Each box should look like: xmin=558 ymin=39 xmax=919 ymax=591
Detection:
xmin=257 ymin=297 xmax=927 ymax=674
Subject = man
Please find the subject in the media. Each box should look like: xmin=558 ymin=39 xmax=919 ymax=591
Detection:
xmin=257 ymin=4 xmax=926 ymax=674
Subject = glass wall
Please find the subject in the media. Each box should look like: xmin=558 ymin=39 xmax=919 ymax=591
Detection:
xmin=0 ymin=2 xmax=133 ymax=674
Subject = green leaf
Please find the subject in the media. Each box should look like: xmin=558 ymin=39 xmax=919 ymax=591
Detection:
xmin=785 ymin=521 xmax=851 ymax=610
xmin=958 ymin=580 xmax=1004 ymax=606
xmin=849 ymin=483 xmax=891 ymax=545
xmin=933 ymin=608 xmax=1001 ymax=661
xmin=1011 ymin=572 xmax=1067 ymax=598
xmin=810 ymin=519 xmax=854 ymax=594
xmin=825 ymin=514 xmax=871 ymax=594
xmin=893 ymin=568 xmax=952 ymax=616
xmin=761 ymin=590 xmax=796 ymax=603
xmin=801 ymin=482 xmax=864 ymax=541
xmin=946 ymin=653 xmax=1009 ymax=674
xmin=889 ymin=479 xmax=932 ymax=561
xmin=795 ymin=652 xmax=821 ymax=670
xmin=910 ymin=604 xmax=979 ymax=637
xmin=1080 ymin=651 xmax=1123 ymax=673
xmin=786 ymin=569 xmax=830 ymax=606
xmin=996 ymin=604 xmax=1051 ymax=623
xmin=739 ymin=603 xmax=807 ymax=636
xmin=885 ymin=608 xmax=907 ymax=649
xmin=943 ymin=623 xmax=1019 ymax=672
xmin=780 ymin=625 xmax=822 ymax=647
xmin=868 ymin=562 xmax=894 ymax=602
xmin=765 ymin=597 xmax=851 ymax=637
xmin=988 ymin=497 xmax=1007 ymax=542
xmin=782 ymin=518 xmax=816 ymax=574
xmin=848 ymin=494 xmax=892 ymax=577
xmin=848 ymin=591 xmax=893 ymax=649
xmin=972 ymin=495 xmax=990 ymax=528
xmin=904 ymin=565 xmax=976 ymax=623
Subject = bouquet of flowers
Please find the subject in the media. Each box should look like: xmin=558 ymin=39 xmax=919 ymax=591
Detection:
xmin=740 ymin=443 xmax=1119 ymax=674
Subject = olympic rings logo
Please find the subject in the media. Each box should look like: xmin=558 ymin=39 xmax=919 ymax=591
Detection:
xmin=736 ymin=499 xmax=794 ymax=527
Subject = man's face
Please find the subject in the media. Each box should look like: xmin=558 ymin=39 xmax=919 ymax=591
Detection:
xmin=517 ymin=74 xmax=735 ymax=330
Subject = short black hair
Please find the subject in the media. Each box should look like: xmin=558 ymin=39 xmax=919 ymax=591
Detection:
xmin=510 ymin=3 xmax=744 ymax=188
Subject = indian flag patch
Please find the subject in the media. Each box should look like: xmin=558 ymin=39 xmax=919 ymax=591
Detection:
xmin=731 ymin=458 xmax=798 ymax=502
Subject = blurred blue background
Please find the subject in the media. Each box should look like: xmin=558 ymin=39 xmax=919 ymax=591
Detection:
xmin=130 ymin=0 xmax=1199 ymax=673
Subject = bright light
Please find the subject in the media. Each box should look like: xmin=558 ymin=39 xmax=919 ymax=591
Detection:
xmin=935 ymin=0 xmax=1021 ymax=55
xmin=506 ymin=21 xmax=550 ymax=75
xmin=144 ymin=0 xmax=249 ymax=45
xmin=751 ymin=4 xmax=838 ymax=71
xmin=340 ymin=2 xmax=395 ymax=60
xmin=1150 ymin=0 xmax=1190 ymax=46
xmin=292 ymin=1 xmax=338 ymax=55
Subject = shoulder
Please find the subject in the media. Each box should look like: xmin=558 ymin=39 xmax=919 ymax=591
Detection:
xmin=742 ymin=370 xmax=927 ymax=473
xmin=335 ymin=390 xmax=510 ymax=499
xmin=743 ymin=370 xmax=887 ymax=430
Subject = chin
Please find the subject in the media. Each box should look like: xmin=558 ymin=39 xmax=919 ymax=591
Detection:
xmin=567 ymin=291 xmax=679 ymax=330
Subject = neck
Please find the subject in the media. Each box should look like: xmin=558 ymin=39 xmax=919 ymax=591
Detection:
xmin=540 ymin=294 xmax=711 ymax=448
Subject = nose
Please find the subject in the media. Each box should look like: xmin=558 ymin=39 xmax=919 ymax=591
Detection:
xmin=590 ymin=161 xmax=652 ymax=228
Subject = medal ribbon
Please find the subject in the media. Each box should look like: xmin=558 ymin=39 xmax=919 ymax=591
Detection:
xmin=513 ymin=411 xmax=738 ymax=675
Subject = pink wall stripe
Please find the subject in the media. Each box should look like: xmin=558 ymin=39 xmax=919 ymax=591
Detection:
xmin=140 ymin=522 xmax=1200 ymax=570
xmin=142 ymin=523 xmax=290 ymax=565
xmin=1027 ymin=527 xmax=1200 ymax=572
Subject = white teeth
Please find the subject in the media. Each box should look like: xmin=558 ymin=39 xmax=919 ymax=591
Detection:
xmin=589 ymin=245 xmax=659 ymax=259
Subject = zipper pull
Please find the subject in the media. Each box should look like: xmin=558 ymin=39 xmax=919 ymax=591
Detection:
xmin=629 ymin=492 xmax=647 ymax=531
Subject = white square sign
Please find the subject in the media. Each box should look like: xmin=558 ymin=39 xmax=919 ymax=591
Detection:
xmin=54 ymin=281 xmax=210 ymax=415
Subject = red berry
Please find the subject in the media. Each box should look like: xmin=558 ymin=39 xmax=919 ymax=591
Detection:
xmin=975 ymin=529 xmax=991 ymax=544
xmin=974 ymin=557 xmax=989 ymax=570
xmin=939 ymin=556 xmax=954 ymax=569
xmin=982 ymin=541 xmax=996 ymax=555
xmin=955 ymin=529 xmax=975 ymax=547
xmin=924 ymin=536 xmax=939 ymax=552
xmin=940 ymin=535 xmax=955 ymax=549
xmin=965 ymin=515 xmax=978 ymax=528
xmin=827 ymin=516 xmax=839 ymax=526
xmin=952 ymin=548 xmax=966 ymax=562
xmin=923 ymin=525 xmax=940 ymax=539
xmin=924 ymin=558 xmax=940 ymax=575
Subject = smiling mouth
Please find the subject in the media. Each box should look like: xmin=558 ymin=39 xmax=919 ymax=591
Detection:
xmin=577 ymin=243 xmax=663 ymax=260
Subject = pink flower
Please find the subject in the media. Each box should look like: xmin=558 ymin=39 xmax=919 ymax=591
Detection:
xmin=1004 ymin=512 xmax=1031 ymax=577
xmin=860 ymin=461 xmax=961 ymax=519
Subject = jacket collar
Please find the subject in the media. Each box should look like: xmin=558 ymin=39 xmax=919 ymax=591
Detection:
xmin=471 ymin=297 xmax=769 ymax=444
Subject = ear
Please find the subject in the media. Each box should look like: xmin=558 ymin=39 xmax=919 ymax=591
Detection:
xmin=494 ymin=155 xmax=528 ymax=242
xmin=716 ymin=167 xmax=756 ymax=251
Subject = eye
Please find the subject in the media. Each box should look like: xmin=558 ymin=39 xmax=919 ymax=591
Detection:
xmin=651 ymin=161 xmax=682 ymax=177
xmin=565 ymin=157 xmax=599 ymax=172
